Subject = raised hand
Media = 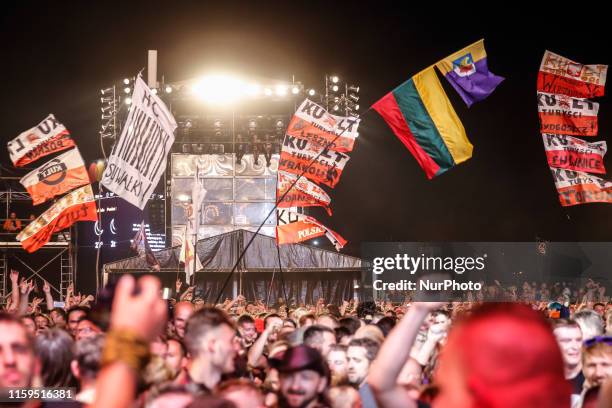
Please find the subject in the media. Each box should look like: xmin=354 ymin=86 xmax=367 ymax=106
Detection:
xmin=43 ymin=280 xmax=51 ymax=294
xmin=175 ymin=278 xmax=182 ymax=292
xmin=111 ymin=275 xmax=167 ymax=342
xmin=10 ymin=269 xmax=18 ymax=282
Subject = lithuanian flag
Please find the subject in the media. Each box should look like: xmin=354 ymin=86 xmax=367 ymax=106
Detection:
xmin=373 ymin=67 xmax=473 ymax=179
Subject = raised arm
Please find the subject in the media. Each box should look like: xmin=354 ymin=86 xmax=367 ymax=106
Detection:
xmin=43 ymin=280 xmax=54 ymax=311
xmin=368 ymin=303 xmax=444 ymax=408
xmin=92 ymin=275 xmax=167 ymax=408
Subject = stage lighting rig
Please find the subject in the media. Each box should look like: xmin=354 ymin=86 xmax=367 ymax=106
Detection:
xmin=99 ymin=85 xmax=117 ymax=141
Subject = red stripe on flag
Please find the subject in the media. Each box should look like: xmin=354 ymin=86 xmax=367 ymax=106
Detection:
xmin=373 ymin=92 xmax=440 ymax=179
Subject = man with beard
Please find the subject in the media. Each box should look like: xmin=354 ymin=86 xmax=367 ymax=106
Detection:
xmin=275 ymin=345 xmax=330 ymax=408
xmin=0 ymin=312 xmax=40 ymax=392
xmin=183 ymin=307 xmax=240 ymax=392
xmin=347 ymin=338 xmax=380 ymax=408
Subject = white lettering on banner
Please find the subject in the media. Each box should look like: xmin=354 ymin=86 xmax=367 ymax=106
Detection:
xmin=550 ymin=168 xmax=612 ymax=190
xmin=101 ymin=77 xmax=177 ymax=209
xmin=542 ymin=134 xmax=606 ymax=154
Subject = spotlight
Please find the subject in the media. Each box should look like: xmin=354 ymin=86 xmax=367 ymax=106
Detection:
xmin=248 ymin=119 xmax=257 ymax=130
xmin=191 ymin=74 xmax=244 ymax=104
xmin=165 ymin=85 xmax=172 ymax=93
xmin=125 ymin=97 xmax=132 ymax=105
xmin=123 ymin=78 xmax=130 ymax=85
xmin=291 ymin=86 xmax=300 ymax=95
xmin=124 ymin=87 xmax=131 ymax=94
xmin=355 ymin=104 xmax=360 ymax=110
xmin=263 ymin=88 xmax=273 ymax=96
xmin=348 ymin=85 xmax=359 ymax=93
xmin=101 ymin=87 xmax=113 ymax=95
xmin=275 ymin=119 xmax=284 ymax=128
xmin=332 ymin=85 xmax=339 ymax=92
xmin=333 ymin=105 xmax=339 ymax=111
xmin=151 ymin=88 xmax=158 ymax=95
xmin=245 ymin=83 xmax=261 ymax=97
xmin=213 ymin=119 xmax=222 ymax=128
xmin=349 ymin=94 xmax=359 ymax=102
xmin=100 ymin=96 xmax=113 ymax=103
xmin=308 ymin=89 xmax=316 ymax=96
xmin=331 ymin=76 xmax=339 ymax=84
xmin=313 ymin=240 xmax=320 ymax=246
xmin=275 ymin=85 xmax=288 ymax=96
xmin=101 ymin=106 xmax=112 ymax=113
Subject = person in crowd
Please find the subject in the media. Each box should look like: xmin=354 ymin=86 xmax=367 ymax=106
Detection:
xmin=21 ymin=315 xmax=37 ymax=335
xmin=582 ymin=336 xmax=612 ymax=389
xmin=303 ymin=325 xmax=337 ymax=358
xmin=575 ymin=310 xmax=605 ymax=341
xmin=174 ymin=301 xmax=195 ymax=339
xmin=3 ymin=212 xmax=22 ymax=232
xmin=317 ymin=314 xmax=339 ymax=330
xmin=327 ymin=385 xmax=362 ymax=408
xmin=76 ymin=316 xmax=103 ymax=341
xmin=327 ymin=344 xmax=349 ymax=386
xmin=71 ymin=334 xmax=104 ymax=405
xmin=237 ymin=314 xmax=258 ymax=348
xmin=369 ymin=302 xmax=571 ymax=408
xmin=165 ymin=336 xmax=188 ymax=380
xmin=34 ymin=327 xmax=76 ymax=387
xmin=552 ymin=319 xmax=585 ymax=395
xmin=50 ymin=307 xmax=68 ymax=329
xmin=347 ymin=338 xmax=380 ymax=408
xmin=66 ymin=306 xmax=88 ymax=337
xmin=275 ymin=344 xmax=330 ymax=408
xmin=0 ymin=312 xmax=40 ymax=389
xmin=216 ymin=378 xmax=265 ymax=408
xmin=183 ymin=307 xmax=240 ymax=392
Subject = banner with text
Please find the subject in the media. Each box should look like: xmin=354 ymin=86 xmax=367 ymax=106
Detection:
xmin=7 ymin=114 xmax=75 ymax=167
xmin=537 ymin=50 xmax=607 ymax=98
xmin=537 ymin=92 xmax=599 ymax=136
xmin=17 ymin=185 xmax=97 ymax=252
xmin=20 ymin=148 xmax=90 ymax=205
xmin=101 ymin=76 xmax=177 ymax=210
xmin=550 ymin=167 xmax=612 ymax=206
xmin=276 ymin=209 xmax=346 ymax=250
xmin=276 ymin=171 xmax=332 ymax=215
xmin=542 ymin=134 xmax=606 ymax=174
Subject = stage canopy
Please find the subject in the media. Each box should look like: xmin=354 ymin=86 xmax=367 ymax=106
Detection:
xmin=103 ymin=229 xmax=362 ymax=304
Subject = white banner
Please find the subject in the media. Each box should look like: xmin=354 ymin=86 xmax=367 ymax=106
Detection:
xmin=293 ymin=98 xmax=361 ymax=140
xmin=101 ymin=76 xmax=177 ymax=209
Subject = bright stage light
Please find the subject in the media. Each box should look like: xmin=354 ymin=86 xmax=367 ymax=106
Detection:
xmin=124 ymin=87 xmax=131 ymax=94
xmin=165 ymin=86 xmax=173 ymax=93
xmin=291 ymin=86 xmax=300 ymax=95
xmin=355 ymin=104 xmax=360 ymax=110
xmin=263 ymin=88 xmax=273 ymax=96
xmin=123 ymin=78 xmax=130 ymax=85
xmin=331 ymin=76 xmax=339 ymax=83
xmin=275 ymin=85 xmax=288 ymax=96
xmin=192 ymin=75 xmax=245 ymax=104
xmin=101 ymin=87 xmax=113 ymax=95
xmin=125 ymin=97 xmax=132 ymax=105
xmin=333 ymin=105 xmax=339 ymax=111
xmin=151 ymin=88 xmax=158 ymax=95
xmin=308 ymin=89 xmax=316 ymax=96
xmin=332 ymin=85 xmax=339 ymax=92
xmin=245 ymin=83 xmax=261 ymax=97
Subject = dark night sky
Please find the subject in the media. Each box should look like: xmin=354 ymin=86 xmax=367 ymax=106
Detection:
xmin=1 ymin=2 xmax=611 ymax=290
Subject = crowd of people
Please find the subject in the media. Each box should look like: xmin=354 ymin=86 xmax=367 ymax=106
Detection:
xmin=1 ymin=270 xmax=611 ymax=407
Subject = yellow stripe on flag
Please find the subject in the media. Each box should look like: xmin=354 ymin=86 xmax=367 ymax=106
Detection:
xmin=435 ymin=39 xmax=487 ymax=76
xmin=412 ymin=67 xmax=473 ymax=164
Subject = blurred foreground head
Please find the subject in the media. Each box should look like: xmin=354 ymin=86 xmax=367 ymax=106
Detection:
xmin=433 ymin=303 xmax=570 ymax=408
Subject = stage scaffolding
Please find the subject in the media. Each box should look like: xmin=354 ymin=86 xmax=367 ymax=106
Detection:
xmin=0 ymin=180 xmax=76 ymax=305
